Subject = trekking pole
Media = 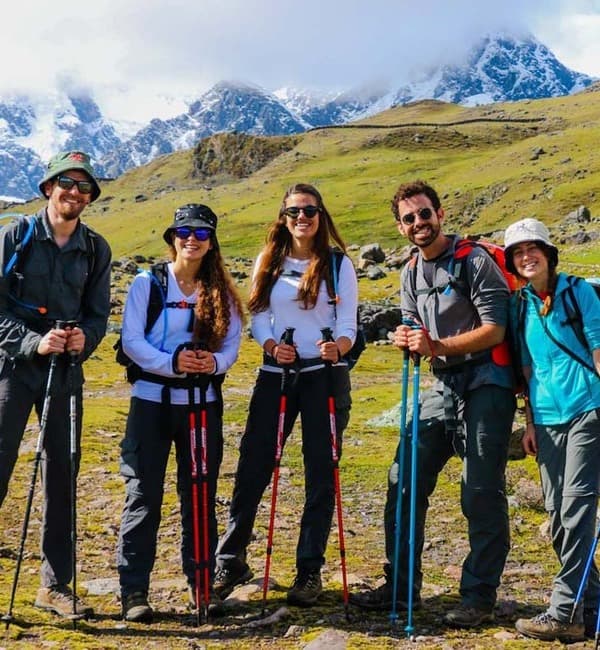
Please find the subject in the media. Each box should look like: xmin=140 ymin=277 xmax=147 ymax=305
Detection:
xmin=3 ymin=350 xmax=59 ymax=630
xmin=405 ymin=347 xmax=421 ymax=640
xmin=67 ymin=342 xmax=80 ymax=628
xmin=197 ymin=344 xmax=211 ymax=624
xmin=184 ymin=342 xmax=205 ymax=626
xmin=320 ymin=328 xmax=350 ymax=621
xmin=262 ymin=326 xmax=295 ymax=615
xmin=570 ymin=518 xmax=600 ymax=627
xmin=390 ymin=346 xmax=410 ymax=625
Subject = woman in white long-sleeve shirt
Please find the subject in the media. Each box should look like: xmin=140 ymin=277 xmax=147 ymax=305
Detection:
xmin=116 ymin=204 xmax=244 ymax=622
xmin=214 ymin=183 xmax=358 ymax=607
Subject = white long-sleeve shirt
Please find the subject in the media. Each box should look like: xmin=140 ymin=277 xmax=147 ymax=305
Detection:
xmin=251 ymin=253 xmax=358 ymax=371
xmin=122 ymin=262 xmax=242 ymax=404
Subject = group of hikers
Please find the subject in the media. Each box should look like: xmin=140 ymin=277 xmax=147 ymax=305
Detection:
xmin=0 ymin=150 xmax=598 ymax=644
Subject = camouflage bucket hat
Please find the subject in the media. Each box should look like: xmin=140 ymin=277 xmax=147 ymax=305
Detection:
xmin=38 ymin=151 xmax=101 ymax=202
xmin=163 ymin=204 xmax=219 ymax=248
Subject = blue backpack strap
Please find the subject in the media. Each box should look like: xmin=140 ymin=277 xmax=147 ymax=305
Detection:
xmin=4 ymin=216 xmax=35 ymax=275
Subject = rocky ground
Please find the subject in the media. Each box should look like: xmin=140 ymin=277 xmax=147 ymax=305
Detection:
xmin=0 ymin=338 xmax=597 ymax=650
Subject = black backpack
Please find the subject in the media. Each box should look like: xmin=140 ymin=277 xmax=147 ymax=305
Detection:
xmin=329 ymin=248 xmax=366 ymax=370
xmin=114 ymin=262 xmax=196 ymax=383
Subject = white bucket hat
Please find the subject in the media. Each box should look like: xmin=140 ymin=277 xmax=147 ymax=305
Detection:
xmin=504 ymin=218 xmax=558 ymax=275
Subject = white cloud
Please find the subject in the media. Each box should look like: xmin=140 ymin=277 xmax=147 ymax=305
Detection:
xmin=2 ymin=0 xmax=598 ymax=122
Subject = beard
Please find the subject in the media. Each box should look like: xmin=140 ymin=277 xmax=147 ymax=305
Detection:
xmin=407 ymin=221 xmax=441 ymax=248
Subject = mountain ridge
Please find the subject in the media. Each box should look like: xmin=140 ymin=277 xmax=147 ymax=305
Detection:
xmin=0 ymin=33 xmax=594 ymax=202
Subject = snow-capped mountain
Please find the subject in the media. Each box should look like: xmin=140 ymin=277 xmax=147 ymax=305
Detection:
xmin=100 ymin=81 xmax=306 ymax=178
xmin=0 ymin=34 xmax=594 ymax=202
xmin=0 ymin=91 xmax=122 ymax=201
xmin=389 ymin=33 xmax=592 ymax=107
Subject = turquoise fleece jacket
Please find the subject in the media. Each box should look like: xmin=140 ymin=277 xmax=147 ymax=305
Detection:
xmin=510 ymin=272 xmax=600 ymax=426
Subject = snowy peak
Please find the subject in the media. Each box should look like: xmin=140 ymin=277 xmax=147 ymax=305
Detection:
xmin=393 ymin=33 xmax=593 ymax=106
xmin=0 ymin=33 xmax=595 ymax=201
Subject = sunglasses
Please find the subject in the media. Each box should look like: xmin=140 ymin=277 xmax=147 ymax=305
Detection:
xmin=284 ymin=205 xmax=320 ymax=219
xmin=57 ymin=175 xmax=94 ymax=195
xmin=174 ymin=227 xmax=212 ymax=241
xmin=396 ymin=206 xmax=434 ymax=225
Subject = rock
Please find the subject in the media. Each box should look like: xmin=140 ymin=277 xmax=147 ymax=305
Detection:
xmin=303 ymin=629 xmax=348 ymax=649
xmin=513 ymin=477 xmax=544 ymax=510
xmin=82 ymin=577 xmax=120 ymax=596
xmin=366 ymin=266 xmax=386 ymax=280
xmin=359 ymin=243 xmax=386 ymax=263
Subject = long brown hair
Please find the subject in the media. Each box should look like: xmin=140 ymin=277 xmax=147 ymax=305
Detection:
xmin=248 ymin=183 xmax=347 ymax=313
xmin=167 ymin=241 xmax=245 ymax=351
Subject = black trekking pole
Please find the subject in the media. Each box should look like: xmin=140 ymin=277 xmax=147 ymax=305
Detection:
xmin=3 ymin=348 xmax=59 ymax=630
xmin=390 ymin=346 xmax=410 ymax=625
xmin=320 ymin=328 xmax=350 ymax=621
xmin=57 ymin=320 xmax=82 ymax=628
xmin=68 ymin=349 xmax=80 ymax=628
xmin=261 ymin=327 xmax=295 ymax=615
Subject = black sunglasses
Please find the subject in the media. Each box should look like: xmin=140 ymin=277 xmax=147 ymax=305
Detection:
xmin=57 ymin=175 xmax=93 ymax=195
xmin=174 ymin=227 xmax=212 ymax=241
xmin=284 ymin=205 xmax=320 ymax=219
xmin=396 ymin=206 xmax=434 ymax=225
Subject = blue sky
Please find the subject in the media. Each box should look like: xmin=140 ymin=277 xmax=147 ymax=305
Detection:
xmin=5 ymin=0 xmax=600 ymax=122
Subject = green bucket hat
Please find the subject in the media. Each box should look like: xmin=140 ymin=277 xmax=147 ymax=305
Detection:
xmin=38 ymin=151 xmax=101 ymax=202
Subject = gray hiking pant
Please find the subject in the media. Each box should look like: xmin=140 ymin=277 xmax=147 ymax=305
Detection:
xmin=383 ymin=383 xmax=514 ymax=610
xmin=0 ymin=359 xmax=82 ymax=588
xmin=537 ymin=407 xmax=600 ymax=623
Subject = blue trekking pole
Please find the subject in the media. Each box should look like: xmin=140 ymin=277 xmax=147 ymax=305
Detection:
xmin=570 ymin=518 xmax=600 ymax=646
xmin=390 ymin=346 xmax=410 ymax=625
xmin=405 ymin=350 xmax=421 ymax=640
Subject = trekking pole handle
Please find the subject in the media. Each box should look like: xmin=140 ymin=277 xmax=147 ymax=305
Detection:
xmin=281 ymin=327 xmax=295 ymax=346
xmin=55 ymin=320 xmax=80 ymax=363
xmin=320 ymin=327 xmax=334 ymax=343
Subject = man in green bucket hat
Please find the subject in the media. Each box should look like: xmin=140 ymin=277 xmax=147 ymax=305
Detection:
xmin=0 ymin=150 xmax=111 ymax=619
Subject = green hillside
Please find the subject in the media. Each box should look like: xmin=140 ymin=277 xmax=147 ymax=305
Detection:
xmin=8 ymin=86 xmax=600 ymax=279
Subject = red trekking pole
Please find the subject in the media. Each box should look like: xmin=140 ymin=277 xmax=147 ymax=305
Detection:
xmin=321 ymin=327 xmax=350 ymax=621
xmin=188 ymin=381 xmax=202 ymax=626
xmin=187 ymin=341 xmax=210 ymax=625
xmin=198 ymin=371 xmax=210 ymax=623
xmin=261 ymin=327 xmax=295 ymax=615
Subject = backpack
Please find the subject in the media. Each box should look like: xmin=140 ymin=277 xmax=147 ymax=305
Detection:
xmin=407 ymin=239 xmax=523 ymax=386
xmin=516 ymin=275 xmax=600 ymax=374
xmin=114 ymin=261 xmax=196 ymax=383
xmin=3 ymin=214 xmax=96 ymax=315
xmin=330 ymin=248 xmax=366 ymax=370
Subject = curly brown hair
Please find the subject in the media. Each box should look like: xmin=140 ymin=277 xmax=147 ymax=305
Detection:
xmin=390 ymin=179 xmax=442 ymax=221
xmin=167 ymin=242 xmax=245 ymax=352
xmin=248 ymin=183 xmax=347 ymax=314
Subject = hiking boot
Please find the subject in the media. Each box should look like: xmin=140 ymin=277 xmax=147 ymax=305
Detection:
xmin=188 ymin=584 xmax=225 ymax=617
xmin=444 ymin=604 xmax=494 ymax=628
xmin=349 ymin=582 xmax=421 ymax=612
xmin=287 ymin=570 xmax=322 ymax=607
xmin=213 ymin=564 xmax=253 ymax=598
xmin=585 ymin=608 xmax=599 ymax=639
xmin=122 ymin=591 xmax=153 ymax=623
xmin=515 ymin=611 xmax=584 ymax=642
xmin=34 ymin=585 xmax=93 ymax=619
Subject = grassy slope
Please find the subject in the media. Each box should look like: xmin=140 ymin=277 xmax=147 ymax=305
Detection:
xmin=0 ymin=89 xmax=599 ymax=648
